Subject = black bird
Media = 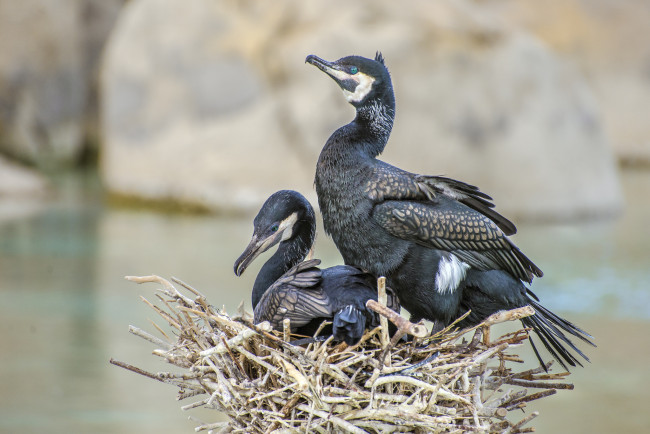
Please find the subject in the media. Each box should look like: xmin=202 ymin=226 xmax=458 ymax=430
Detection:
xmin=306 ymin=52 xmax=594 ymax=369
xmin=234 ymin=190 xmax=398 ymax=345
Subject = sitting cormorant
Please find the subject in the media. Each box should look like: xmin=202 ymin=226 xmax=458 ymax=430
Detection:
xmin=306 ymin=52 xmax=594 ymax=369
xmin=234 ymin=190 xmax=398 ymax=345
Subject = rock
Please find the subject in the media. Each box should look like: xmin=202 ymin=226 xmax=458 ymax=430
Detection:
xmin=382 ymin=32 xmax=623 ymax=221
xmin=103 ymin=99 xmax=313 ymax=213
xmin=79 ymin=0 xmax=128 ymax=158
xmin=0 ymin=0 xmax=124 ymax=168
xmin=101 ymin=0 xmax=622 ymax=220
xmin=101 ymin=0 xmax=316 ymax=212
xmin=278 ymin=1 xmax=623 ymax=220
xmin=495 ymin=0 xmax=650 ymax=166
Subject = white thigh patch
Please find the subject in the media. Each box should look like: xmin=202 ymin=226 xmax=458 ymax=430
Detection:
xmin=435 ymin=254 xmax=470 ymax=294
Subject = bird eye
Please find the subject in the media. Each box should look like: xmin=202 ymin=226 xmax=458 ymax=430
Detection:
xmin=271 ymin=224 xmax=279 ymax=232
xmin=350 ymin=66 xmax=358 ymax=75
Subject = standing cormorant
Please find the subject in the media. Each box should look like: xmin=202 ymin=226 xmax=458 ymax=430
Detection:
xmin=306 ymin=53 xmax=594 ymax=369
xmin=234 ymin=190 xmax=398 ymax=345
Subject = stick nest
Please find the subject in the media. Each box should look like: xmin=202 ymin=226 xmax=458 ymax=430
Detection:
xmin=111 ymin=275 xmax=574 ymax=433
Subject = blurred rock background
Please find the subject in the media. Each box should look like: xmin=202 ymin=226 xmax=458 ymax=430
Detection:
xmin=1 ymin=0 xmax=648 ymax=218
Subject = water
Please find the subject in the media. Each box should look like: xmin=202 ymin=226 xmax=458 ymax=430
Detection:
xmin=0 ymin=170 xmax=648 ymax=433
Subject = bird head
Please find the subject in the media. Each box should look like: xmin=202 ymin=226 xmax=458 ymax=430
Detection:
xmin=306 ymin=52 xmax=391 ymax=107
xmin=234 ymin=190 xmax=315 ymax=276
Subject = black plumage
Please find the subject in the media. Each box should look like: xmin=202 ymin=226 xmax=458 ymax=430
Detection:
xmin=306 ymin=53 xmax=594 ymax=369
xmin=457 ymin=270 xmax=593 ymax=369
xmin=233 ymin=190 xmax=398 ymax=345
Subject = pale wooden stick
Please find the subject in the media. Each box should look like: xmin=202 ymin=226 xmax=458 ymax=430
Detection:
xmin=126 ymin=274 xmax=195 ymax=307
xmin=194 ymin=421 xmax=229 ymax=432
xmin=128 ymin=325 xmax=173 ymax=349
xmin=140 ymin=296 xmax=182 ymax=329
xmin=343 ymin=407 xmax=454 ymax=426
xmin=171 ymin=276 xmax=208 ymax=300
xmin=283 ymin=318 xmax=291 ymax=342
xmin=370 ymin=375 xmax=472 ymax=405
xmin=482 ymin=306 xmax=535 ymax=327
xmin=377 ymin=277 xmax=389 ymax=349
xmin=148 ymin=318 xmax=172 ymax=341
xmin=366 ymin=300 xmax=427 ymax=338
xmin=506 ymin=389 xmax=557 ymax=409
xmin=181 ymin=398 xmax=209 ymax=411
xmin=505 ymin=378 xmax=575 ymax=390
xmin=508 ymin=411 xmax=539 ymax=432
xmin=249 ymin=382 xmax=298 ymax=403
xmin=295 ymin=403 xmax=367 ymax=434
xmin=110 ymin=358 xmax=163 ymax=382
xmin=199 ymin=322 xmax=271 ymax=357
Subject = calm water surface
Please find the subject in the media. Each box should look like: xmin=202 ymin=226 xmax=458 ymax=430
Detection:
xmin=0 ymin=170 xmax=648 ymax=433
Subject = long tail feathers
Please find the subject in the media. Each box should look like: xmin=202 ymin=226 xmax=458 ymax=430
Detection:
xmin=521 ymin=299 xmax=596 ymax=371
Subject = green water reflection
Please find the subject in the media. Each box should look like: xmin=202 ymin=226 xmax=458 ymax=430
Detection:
xmin=0 ymin=170 xmax=648 ymax=433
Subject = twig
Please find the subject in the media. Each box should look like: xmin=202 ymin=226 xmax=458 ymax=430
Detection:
xmin=482 ymin=306 xmax=535 ymax=327
xmin=200 ymin=323 xmax=272 ymax=357
xmin=505 ymin=389 xmax=557 ymax=409
xmin=505 ymin=378 xmax=574 ymax=390
xmin=366 ymin=300 xmax=427 ymax=338
xmin=126 ymin=274 xmax=195 ymax=307
xmin=372 ymin=376 xmax=472 ymax=405
xmin=283 ymin=318 xmax=291 ymax=342
xmin=110 ymin=358 xmax=165 ymax=383
xmin=377 ymin=277 xmax=389 ymax=349
xmin=140 ymin=296 xmax=182 ymax=329
xmin=171 ymin=276 xmax=208 ymax=300
xmin=128 ymin=325 xmax=173 ymax=349
xmin=220 ymin=335 xmax=248 ymax=379
xmin=114 ymin=273 xmax=572 ymax=433
xmin=194 ymin=421 xmax=229 ymax=432
xmin=507 ymin=411 xmax=539 ymax=433
xmin=295 ymin=403 xmax=368 ymax=434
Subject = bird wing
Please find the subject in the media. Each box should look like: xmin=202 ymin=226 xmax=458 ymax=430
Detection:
xmin=371 ymin=199 xmax=542 ymax=283
xmin=366 ymin=163 xmax=517 ymax=236
xmin=253 ymin=259 xmax=333 ymax=330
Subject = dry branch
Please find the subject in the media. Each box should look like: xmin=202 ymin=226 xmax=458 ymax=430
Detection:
xmin=112 ymin=274 xmax=574 ymax=433
xmin=365 ymin=299 xmax=427 ymax=338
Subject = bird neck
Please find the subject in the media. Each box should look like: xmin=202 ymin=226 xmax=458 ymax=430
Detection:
xmin=353 ymin=93 xmax=395 ymax=157
xmin=251 ymin=220 xmax=315 ymax=308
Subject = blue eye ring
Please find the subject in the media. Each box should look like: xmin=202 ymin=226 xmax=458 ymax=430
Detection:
xmin=271 ymin=224 xmax=279 ymax=232
xmin=350 ymin=66 xmax=358 ymax=75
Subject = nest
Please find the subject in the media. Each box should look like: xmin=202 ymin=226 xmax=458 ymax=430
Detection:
xmin=111 ymin=275 xmax=574 ymax=433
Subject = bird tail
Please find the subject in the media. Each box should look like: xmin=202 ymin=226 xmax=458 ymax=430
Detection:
xmin=521 ymin=299 xmax=596 ymax=371
xmin=333 ymin=305 xmax=367 ymax=345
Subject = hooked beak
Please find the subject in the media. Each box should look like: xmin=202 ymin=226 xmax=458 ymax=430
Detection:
xmin=305 ymin=55 xmax=336 ymax=73
xmin=234 ymin=211 xmax=299 ymax=276
xmin=306 ymin=54 xmax=358 ymax=92
xmin=233 ymin=231 xmax=282 ymax=277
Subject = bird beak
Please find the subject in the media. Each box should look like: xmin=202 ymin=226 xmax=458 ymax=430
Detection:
xmin=306 ymin=54 xmax=358 ymax=92
xmin=234 ymin=211 xmax=299 ymax=276
xmin=305 ymin=55 xmax=336 ymax=74
xmin=233 ymin=232 xmax=282 ymax=277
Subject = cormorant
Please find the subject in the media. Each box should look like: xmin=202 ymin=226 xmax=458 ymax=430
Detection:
xmin=234 ymin=190 xmax=398 ymax=345
xmin=306 ymin=52 xmax=594 ymax=369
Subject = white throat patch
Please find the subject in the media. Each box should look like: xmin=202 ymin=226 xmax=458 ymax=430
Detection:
xmin=343 ymin=72 xmax=375 ymax=103
xmin=279 ymin=212 xmax=298 ymax=241
xmin=435 ymin=254 xmax=470 ymax=295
